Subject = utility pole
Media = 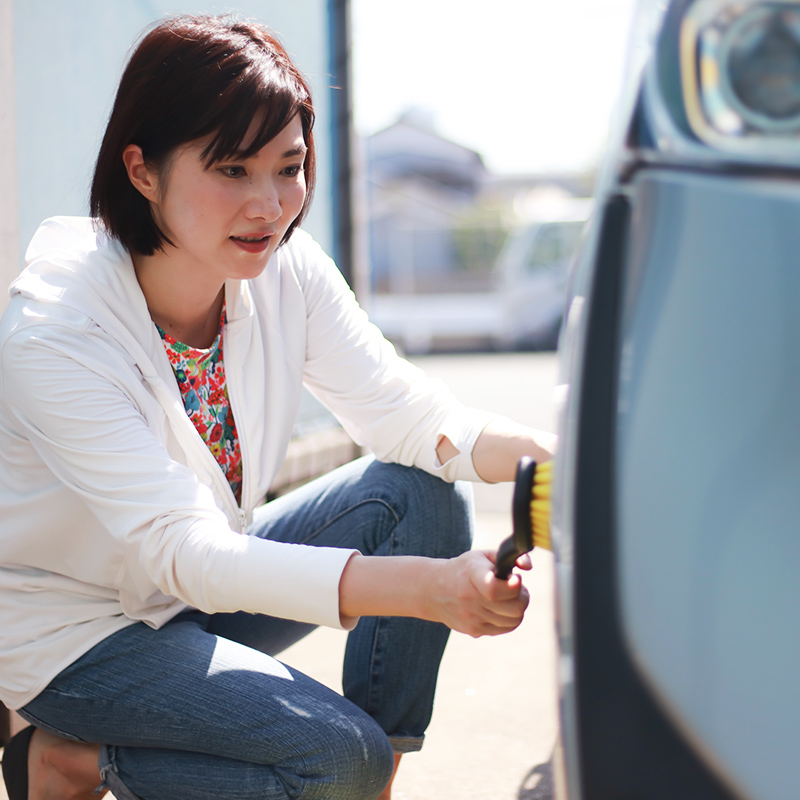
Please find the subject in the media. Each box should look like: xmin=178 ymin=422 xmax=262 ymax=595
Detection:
xmin=328 ymin=0 xmax=369 ymax=303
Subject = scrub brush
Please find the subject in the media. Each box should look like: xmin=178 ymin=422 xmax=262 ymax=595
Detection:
xmin=494 ymin=456 xmax=552 ymax=580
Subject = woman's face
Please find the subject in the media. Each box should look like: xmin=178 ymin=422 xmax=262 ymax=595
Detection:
xmin=145 ymin=114 xmax=307 ymax=287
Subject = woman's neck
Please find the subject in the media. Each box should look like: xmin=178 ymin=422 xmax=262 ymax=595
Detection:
xmin=133 ymin=252 xmax=225 ymax=349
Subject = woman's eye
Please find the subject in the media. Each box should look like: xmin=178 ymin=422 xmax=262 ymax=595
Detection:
xmin=219 ymin=166 xmax=246 ymax=178
xmin=282 ymin=165 xmax=303 ymax=178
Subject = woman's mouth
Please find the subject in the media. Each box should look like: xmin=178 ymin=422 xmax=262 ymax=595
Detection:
xmin=230 ymin=234 xmax=272 ymax=253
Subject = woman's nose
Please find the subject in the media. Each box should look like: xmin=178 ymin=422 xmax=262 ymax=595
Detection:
xmin=245 ymin=180 xmax=281 ymax=221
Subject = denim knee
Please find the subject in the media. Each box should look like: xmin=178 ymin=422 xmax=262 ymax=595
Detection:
xmin=383 ymin=463 xmax=474 ymax=560
xmin=310 ymin=716 xmax=395 ymax=800
xmin=436 ymin=477 xmax=474 ymax=555
xmin=98 ymin=719 xmax=396 ymax=800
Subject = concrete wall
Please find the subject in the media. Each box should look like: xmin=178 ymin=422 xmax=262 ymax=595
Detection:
xmin=2 ymin=0 xmax=334 ymax=312
xmin=0 ymin=0 xmax=19 ymax=312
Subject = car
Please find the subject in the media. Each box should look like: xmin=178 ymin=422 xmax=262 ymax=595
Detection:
xmin=493 ymin=198 xmax=592 ymax=351
xmin=551 ymin=1 xmax=800 ymax=799
xmin=368 ymin=200 xmax=592 ymax=355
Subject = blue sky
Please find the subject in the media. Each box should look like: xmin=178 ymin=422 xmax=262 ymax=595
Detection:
xmin=351 ymin=0 xmax=637 ymax=175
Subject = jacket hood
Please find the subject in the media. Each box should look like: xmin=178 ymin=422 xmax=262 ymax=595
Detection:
xmin=7 ymin=217 xmax=252 ymax=383
xmin=9 ymin=217 xmax=166 ymax=376
xmin=16 ymin=216 xmax=138 ymax=311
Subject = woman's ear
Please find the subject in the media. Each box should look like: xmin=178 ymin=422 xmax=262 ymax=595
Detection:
xmin=122 ymin=144 xmax=159 ymax=201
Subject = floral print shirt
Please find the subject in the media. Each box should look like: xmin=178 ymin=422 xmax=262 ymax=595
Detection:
xmin=157 ymin=308 xmax=243 ymax=505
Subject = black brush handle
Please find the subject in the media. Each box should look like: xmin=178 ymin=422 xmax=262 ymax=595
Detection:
xmin=494 ymin=534 xmax=521 ymax=580
xmin=494 ymin=457 xmax=537 ymax=580
xmin=512 ymin=457 xmax=536 ymax=540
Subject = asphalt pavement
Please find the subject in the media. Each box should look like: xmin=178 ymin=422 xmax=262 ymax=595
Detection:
xmin=0 ymin=351 xmax=561 ymax=800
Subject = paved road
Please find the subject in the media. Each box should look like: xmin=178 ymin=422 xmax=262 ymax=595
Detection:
xmin=1 ymin=351 xmax=561 ymax=800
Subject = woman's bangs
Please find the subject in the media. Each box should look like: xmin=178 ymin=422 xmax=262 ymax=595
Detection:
xmin=200 ymin=71 xmax=307 ymax=165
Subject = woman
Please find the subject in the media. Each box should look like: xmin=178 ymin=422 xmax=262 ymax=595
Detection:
xmin=0 ymin=14 xmax=556 ymax=800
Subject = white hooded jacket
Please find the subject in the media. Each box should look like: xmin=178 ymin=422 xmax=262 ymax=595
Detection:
xmin=0 ymin=217 xmax=496 ymax=710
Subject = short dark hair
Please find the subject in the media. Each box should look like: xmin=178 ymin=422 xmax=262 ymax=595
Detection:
xmin=90 ymin=14 xmax=316 ymax=256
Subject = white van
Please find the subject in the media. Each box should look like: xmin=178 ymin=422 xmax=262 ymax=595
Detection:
xmin=368 ymin=198 xmax=592 ymax=354
xmin=492 ymin=198 xmax=592 ymax=351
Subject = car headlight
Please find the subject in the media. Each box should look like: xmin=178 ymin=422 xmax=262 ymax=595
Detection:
xmin=681 ymin=0 xmax=800 ymax=153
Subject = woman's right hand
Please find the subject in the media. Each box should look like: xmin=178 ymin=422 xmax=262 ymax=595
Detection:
xmin=422 ymin=550 xmax=530 ymax=638
xmin=339 ymin=550 xmax=530 ymax=636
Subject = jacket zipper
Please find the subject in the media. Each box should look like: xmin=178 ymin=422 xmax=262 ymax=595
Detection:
xmin=223 ymin=322 xmax=250 ymax=533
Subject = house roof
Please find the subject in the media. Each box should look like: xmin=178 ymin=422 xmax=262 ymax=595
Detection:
xmin=368 ymin=109 xmax=486 ymax=193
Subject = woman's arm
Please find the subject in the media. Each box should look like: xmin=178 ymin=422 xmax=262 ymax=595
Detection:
xmin=296 ymin=237 xmax=497 ymax=482
xmin=340 ymin=417 xmax=552 ymax=635
xmin=338 ymin=550 xmax=529 ymax=638
xmin=437 ymin=418 xmax=557 ymax=484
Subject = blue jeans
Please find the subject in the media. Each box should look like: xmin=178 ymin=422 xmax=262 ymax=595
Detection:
xmin=19 ymin=458 xmax=474 ymax=800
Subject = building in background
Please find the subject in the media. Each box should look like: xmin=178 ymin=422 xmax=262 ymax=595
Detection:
xmin=366 ymin=108 xmax=488 ymax=295
xmin=363 ymin=106 xmax=595 ymax=353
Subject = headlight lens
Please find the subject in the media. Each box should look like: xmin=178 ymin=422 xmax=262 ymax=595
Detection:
xmin=681 ymin=0 xmax=800 ymax=151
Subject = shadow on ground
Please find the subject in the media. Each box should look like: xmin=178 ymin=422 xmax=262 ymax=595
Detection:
xmin=518 ymin=755 xmax=554 ymax=800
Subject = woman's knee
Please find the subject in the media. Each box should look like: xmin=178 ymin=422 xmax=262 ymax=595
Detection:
xmin=392 ymin=466 xmax=474 ymax=559
xmin=307 ymin=715 xmax=395 ymax=800
xmin=335 ymin=459 xmax=474 ymax=560
xmin=427 ymin=477 xmax=473 ymax=557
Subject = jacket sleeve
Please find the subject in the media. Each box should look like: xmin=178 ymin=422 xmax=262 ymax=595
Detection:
xmin=293 ymin=235 xmax=499 ymax=481
xmin=0 ymin=325 xmax=356 ymax=629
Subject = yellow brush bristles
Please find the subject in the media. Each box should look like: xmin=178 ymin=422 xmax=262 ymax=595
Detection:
xmin=530 ymin=460 xmax=553 ymax=551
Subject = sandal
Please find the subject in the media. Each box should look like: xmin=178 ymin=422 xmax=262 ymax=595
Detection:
xmin=1 ymin=724 xmax=35 ymax=800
